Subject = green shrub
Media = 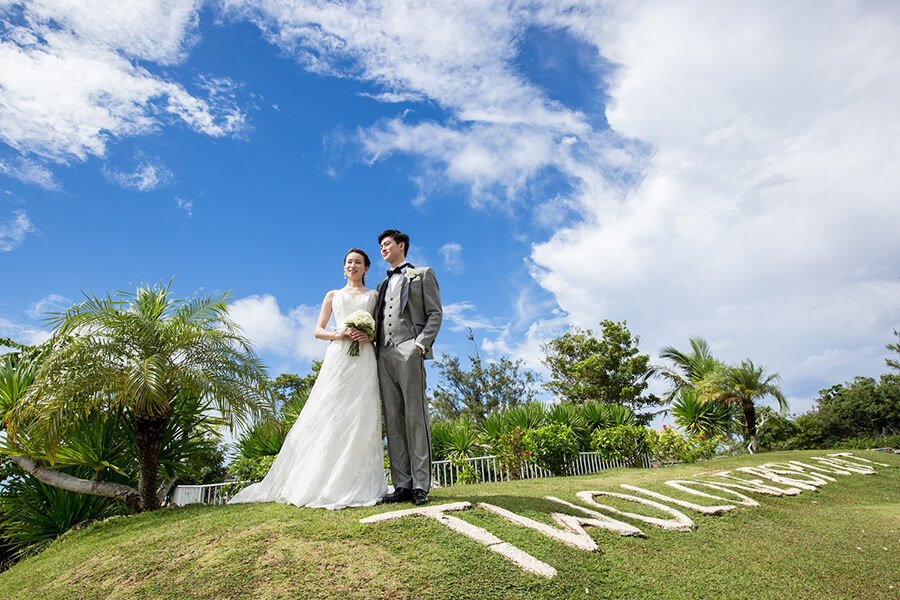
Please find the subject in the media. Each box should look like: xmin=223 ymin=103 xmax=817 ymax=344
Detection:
xmin=644 ymin=427 xmax=727 ymax=464
xmin=451 ymin=459 xmax=480 ymax=485
xmin=430 ymin=419 xmax=454 ymax=461
xmin=831 ymin=434 xmax=900 ymax=450
xmin=496 ymin=426 xmax=527 ymax=480
xmin=649 ymin=426 xmax=686 ymax=464
xmin=521 ymin=422 xmax=579 ymax=476
xmin=687 ymin=434 xmax=725 ymax=460
xmin=443 ymin=416 xmax=483 ymax=461
xmin=546 ymin=403 xmax=589 ymax=449
xmin=591 ymin=424 xmax=651 ymax=467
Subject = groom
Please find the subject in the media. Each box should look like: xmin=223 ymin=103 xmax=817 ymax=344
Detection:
xmin=375 ymin=229 xmax=442 ymax=506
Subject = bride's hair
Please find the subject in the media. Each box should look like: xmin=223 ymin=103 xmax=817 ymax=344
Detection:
xmin=344 ymin=248 xmax=371 ymax=283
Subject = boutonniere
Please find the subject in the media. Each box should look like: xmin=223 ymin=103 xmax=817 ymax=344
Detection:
xmin=405 ymin=267 xmax=418 ymax=281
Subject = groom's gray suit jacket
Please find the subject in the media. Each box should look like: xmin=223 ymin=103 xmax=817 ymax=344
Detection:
xmin=376 ymin=264 xmax=442 ymax=492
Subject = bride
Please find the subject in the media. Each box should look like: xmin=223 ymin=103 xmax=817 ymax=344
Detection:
xmin=228 ymin=248 xmax=387 ymax=509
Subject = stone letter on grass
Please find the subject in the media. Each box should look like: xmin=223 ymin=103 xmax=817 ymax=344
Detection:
xmin=360 ymin=502 xmax=557 ymax=579
xmin=479 ymin=498 xmax=643 ymax=553
xmin=576 ymin=491 xmax=695 ymax=532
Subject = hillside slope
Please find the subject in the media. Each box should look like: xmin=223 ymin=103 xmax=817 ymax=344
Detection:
xmin=3 ymin=450 xmax=898 ymax=600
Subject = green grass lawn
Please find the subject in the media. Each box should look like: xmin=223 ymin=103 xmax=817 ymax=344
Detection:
xmin=3 ymin=450 xmax=898 ymax=600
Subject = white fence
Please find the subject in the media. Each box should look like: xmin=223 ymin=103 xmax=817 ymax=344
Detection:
xmin=431 ymin=451 xmax=651 ymax=488
xmin=170 ymin=482 xmax=232 ymax=506
xmin=171 ymin=452 xmax=649 ymax=506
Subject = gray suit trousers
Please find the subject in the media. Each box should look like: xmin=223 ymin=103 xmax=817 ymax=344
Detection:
xmin=378 ymin=339 xmax=431 ymax=492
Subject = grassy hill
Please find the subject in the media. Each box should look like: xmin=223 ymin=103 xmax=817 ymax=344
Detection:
xmin=2 ymin=450 xmax=898 ymax=600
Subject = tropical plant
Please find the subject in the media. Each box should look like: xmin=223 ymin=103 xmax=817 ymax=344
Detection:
xmin=153 ymin=393 xmax=229 ymax=489
xmin=441 ymin=416 xmax=483 ymax=462
xmin=670 ymin=388 xmax=735 ymax=438
xmin=477 ymin=411 xmax=509 ymax=453
xmin=237 ymin=421 xmax=287 ymax=460
xmin=502 ymin=402 xmax=547 ymax=432
xmin=4 ymin=281 xmax=268 ymax=512
xmin=696 ymin=360 xmax=787 ymax=454
xmin=521 ymin=422 xmax=579 ymax=476
xmin=429 ymin=419 xmax=455 ymax=461
xmin=0 ymin=467 xmax=123 ymax=559
xmin=579 ymin=401 xmax=635 ymax=431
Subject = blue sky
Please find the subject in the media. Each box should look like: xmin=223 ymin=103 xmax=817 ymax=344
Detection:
xmin=2 ymin=1 xmax=899 ymax=420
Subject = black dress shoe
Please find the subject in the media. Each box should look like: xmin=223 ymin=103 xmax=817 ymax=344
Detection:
xmin=412 ymin=489 xmax=428 ymax=506
xmin=383 ymin=488 xmax=412 ymax=503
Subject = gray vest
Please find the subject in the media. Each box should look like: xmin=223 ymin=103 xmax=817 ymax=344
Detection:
xmin=380 ymin=281 xmax=415 ymax=347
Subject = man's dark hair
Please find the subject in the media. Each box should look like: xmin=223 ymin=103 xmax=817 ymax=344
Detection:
xmin=378 ymin=229 xmax=410 ymax=257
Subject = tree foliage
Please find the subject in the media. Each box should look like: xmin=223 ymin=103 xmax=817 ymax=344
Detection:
xmin=542 ymin=320 xmax=658 ymax=420
xmin=887 ymin=329 xmax=900 ymax=373
xmin=432 ymin=331 xmax=538 ymax=423
xmin=813 ymin=375 xmax=900 ymax=440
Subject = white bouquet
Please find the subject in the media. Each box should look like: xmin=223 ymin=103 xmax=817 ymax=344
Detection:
xmin=343 ymin=310 xmax=376 ymax=356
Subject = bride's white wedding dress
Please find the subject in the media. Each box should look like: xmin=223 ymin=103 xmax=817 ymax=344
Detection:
xmin=228 ymin=289 xmax=387 ymax=509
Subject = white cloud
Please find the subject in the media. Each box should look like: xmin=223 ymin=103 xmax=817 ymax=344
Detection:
xmin=176 ymin=196 xmax=194 ymax=217
xmin=0 ymin=155 xmax=59 ymax=189
xmin=482 ymin=314 xmax=568 ymax=377
xmin=0 ymin=316 xmax=50 ymax=346
xmin=0 ymin=1 xmax=245 ymax=164
xmin=229 ymin=294 xmax=324 ymax=365
xmin=529 ymin=1 xmax=900 ymax=410
xmin=442 ymin=301 xmax=502 ymax=333
xmin=222 ymin=0 xmax=610 ymax=207
xmin=26 ymin=294 xmax=72 ymax=319
xmin=106 ymin=162 xmax=173 ymax=191
xmin=439 ymin=242 xmax=463 ymax=273
xmin=0 ymin=209 xmax=35 ymax=251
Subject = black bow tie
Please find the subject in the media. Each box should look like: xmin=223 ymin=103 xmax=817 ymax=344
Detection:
xmin=387 ymin=263 xmax=412 ymax=277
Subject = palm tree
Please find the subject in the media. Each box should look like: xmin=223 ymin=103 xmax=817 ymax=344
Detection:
xmin=696 ymin=360 xmax=787 ymax=454
xmin=657 ymin=337 xmax=720 ymax=401
xmin=6 ymin=281 xmax=268 ymax=512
